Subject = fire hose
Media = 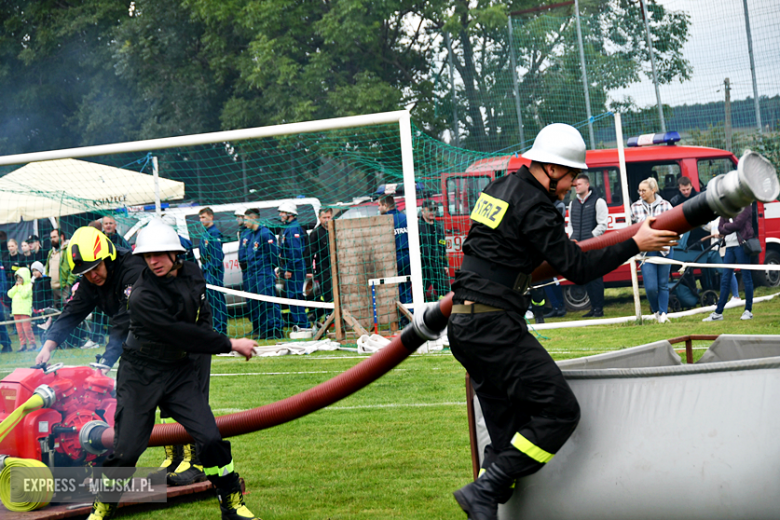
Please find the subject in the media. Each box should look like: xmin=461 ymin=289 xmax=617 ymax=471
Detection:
xmin=84 ymin=151 xmax=777 ymax=451
xmin=0 ymin=387 xmax=57 ymax=511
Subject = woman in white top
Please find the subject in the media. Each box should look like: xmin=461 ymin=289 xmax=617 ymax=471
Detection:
xmin=630 ymin=177 xmax=674 ymax=323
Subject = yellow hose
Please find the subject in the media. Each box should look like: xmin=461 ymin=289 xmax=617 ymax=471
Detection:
xmin=0 ymin=394 xmax=45 ymax=444
xmin=0 ymin=458 xmax=52 ymax=511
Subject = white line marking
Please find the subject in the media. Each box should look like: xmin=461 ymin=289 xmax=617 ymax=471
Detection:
xmin=210 ymin=402 xmax=467 ymax=414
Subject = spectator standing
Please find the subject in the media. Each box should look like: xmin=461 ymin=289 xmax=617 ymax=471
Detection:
xmin=102 ymin=215 xmax=131 ymax=249
xmin=703 ymin=206 xmax=755 ymax=321
xmin=569 ymin=173 xmax=608 ymax=318
xmin=20 ymin=240 xmax=32 ymax=268
xmin=631 ymin=177 xmax=674 ymax=323
xmin=236 ymin=209 xmax=251 ymax=287
xmin=25 ymin=235 xmax=46 ymax=265
xmin=418 ymin=200 xmax=450 ymax=299
xmin=8 ymin=267 xmax=36 ymax=352
xmin=30 ymin=261 xmax=52 ymax=342
xmin=378 ymin=195 xmax=412 ymax=305
xmin=278 ymin=202 xmax=309 ymax=328
xmin=4 ymin=239 xmax=24 ymax=282
xmin=305 ymin=208 xmax=334 ymax=322
xmin=543 ymin=199 xmax=567 ymax=318
xmin=0 ymin=263 xmax=12 ymax=353
xmin=30 ymin=261 xmax=52 ymax=310
xmin=669 ymin=176 xmax=698 ymax=207
xmin=708 ymin=218 xmax=740 ymax=300
xmin=243 ymin=208 xmax=283 ymax=338
xmin=198 ymin=208 xmax=228 ymax=335
xmin=45 ymin=230 xmax=76 ymax=308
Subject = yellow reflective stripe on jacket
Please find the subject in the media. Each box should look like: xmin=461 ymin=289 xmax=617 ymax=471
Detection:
xmin=510 ymin=433 xmax=554 ymax=464
xmin=203 ymin=459 xmax=234 ymax=477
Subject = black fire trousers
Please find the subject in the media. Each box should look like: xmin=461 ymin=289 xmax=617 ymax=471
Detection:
xmin=584 ymin=277 xmax=605 ymax=311
xmin=160 ymin=353 xmax=211 ymax=419
xmin=100 ymin=351 xmax=232 ymax=496
xmin=448 ymin=309 xmax=580 ymax=479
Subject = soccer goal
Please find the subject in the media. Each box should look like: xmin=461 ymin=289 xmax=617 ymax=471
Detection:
xmin=0 ymin=110 xmax=489 ymax=361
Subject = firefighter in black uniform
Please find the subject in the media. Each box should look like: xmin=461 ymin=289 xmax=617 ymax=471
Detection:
xmin=86 ymin=219 xmax=260 ymax=520
xmin=35 ymin=226 xmax=146 ymax=370
xmin=449 ymin=123 xmax=679 ymax=520
xmin=419 ymin=199 xmax=450 ymax=299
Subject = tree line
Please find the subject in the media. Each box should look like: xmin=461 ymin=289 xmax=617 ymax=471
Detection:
xmin=0 ymin=0 xmax=691 ymax=156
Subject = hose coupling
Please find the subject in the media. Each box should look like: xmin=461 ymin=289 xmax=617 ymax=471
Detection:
xmin=412 ymin=303 xmax=446 ymax=341
xmin=79 ymin=420 xmax=110 ymax=456
xmin=32 ymin=385 xmax=56 ymax=409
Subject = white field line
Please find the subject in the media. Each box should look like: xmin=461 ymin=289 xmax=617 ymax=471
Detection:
xmin=205 ymin=402 xmax=467 ymax=415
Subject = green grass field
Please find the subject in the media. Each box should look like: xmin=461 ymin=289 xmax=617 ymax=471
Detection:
xmin=4 ymin=287 xmax=779 ymax=519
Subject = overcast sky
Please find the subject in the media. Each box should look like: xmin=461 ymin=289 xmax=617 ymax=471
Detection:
xmin=610 ymin=0 xmax=779 ymax=108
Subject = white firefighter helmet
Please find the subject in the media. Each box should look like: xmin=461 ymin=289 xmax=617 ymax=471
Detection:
xmin=133 ymin=218 xmax=185 ymax=255
xmin=161 ymin=214 xmax=177 ymax=229
xmin=278 ymin=201 xmax=298 ymax=215
xmin=522 ymin=123 xmax=588 ymax=170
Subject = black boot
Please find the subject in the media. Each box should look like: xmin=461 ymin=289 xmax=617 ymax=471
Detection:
xmin=161 ymin=444 xmax=183 ymax=472
xmin=167 ymin=444 xmax=207 ymax=486
xmin=453 ymin=464 xmax=514 ymax=520
xmin=215 ymin=472 xmax=260 ymax=520
xmin=591 ymin=308 xmax=604 ymax=318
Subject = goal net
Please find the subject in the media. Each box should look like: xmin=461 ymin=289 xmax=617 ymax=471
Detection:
xmin=0 ymin=110 xmax=503 ymax=368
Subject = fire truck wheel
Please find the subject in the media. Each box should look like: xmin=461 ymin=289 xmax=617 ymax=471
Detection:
xmin=754 ymin=250 xmax=780 ymax=287
xmin=563 ymin=286 xmax=590 ymax=311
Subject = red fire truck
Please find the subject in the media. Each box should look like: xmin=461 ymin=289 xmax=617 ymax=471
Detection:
xmin=441 ymin=133 xmax=780 ymax=310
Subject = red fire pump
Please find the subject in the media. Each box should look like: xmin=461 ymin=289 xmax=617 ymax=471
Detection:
xmin=0 ymin=363 xmax=116 ymax=467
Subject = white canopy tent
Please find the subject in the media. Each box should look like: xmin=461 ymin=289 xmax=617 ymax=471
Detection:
xmin=0 ymin=158 xmax=185 ymax=224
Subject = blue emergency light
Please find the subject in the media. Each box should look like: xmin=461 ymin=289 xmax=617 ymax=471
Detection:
xmin=626 ymin=131 xmax=681 ymax=147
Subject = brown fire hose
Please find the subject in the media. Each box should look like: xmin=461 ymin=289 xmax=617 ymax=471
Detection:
xmin=98 ymin=296 xmax=454 ymax=448
xmin=94 ymin=151 xmax=777 ymax=450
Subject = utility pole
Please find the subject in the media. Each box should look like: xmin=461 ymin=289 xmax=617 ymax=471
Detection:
xmin=444 ymin=32 xmax=460 ymax=147
xmin=724 ymin=78 xmax=732 ymax=151
xmin=742 ymin=0 xmax=762 ymax=133
xmin=506 ymin=18 xmax=525 ymax=146
xmin=574 ymin=0 xmax=595 ymax=149
xmin=640 ymin=0 xmax=666 ymax=133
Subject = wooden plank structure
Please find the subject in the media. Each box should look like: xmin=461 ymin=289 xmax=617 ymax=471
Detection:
xmin=331 ymin=216 xmax=398 ymax=340
xmin=0 ymin=479 xmax=245 ymax=520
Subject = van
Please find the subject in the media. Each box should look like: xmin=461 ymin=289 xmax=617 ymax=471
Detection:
xmin=124 ymin=198 xmax=322 ymax=311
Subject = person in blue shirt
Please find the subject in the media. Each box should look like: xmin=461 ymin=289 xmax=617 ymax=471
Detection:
xmin=236 ymin=209 xmax=252 ymax=289
xmin=243 ymin=208 xmax=283 ymax=338
xmin=278 ymin=202 xmax=309 ymax=328
xmin=378 ymin=195 xmax=412 ymax=304
xmin=198 ymin=207 xmax=228 ymax=334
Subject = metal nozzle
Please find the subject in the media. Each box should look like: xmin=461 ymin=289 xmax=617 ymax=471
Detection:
xmin=33 ymin=385 xmax=56 ymax=408
xmin=706 ymin=150 xmax=779 ymax=218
